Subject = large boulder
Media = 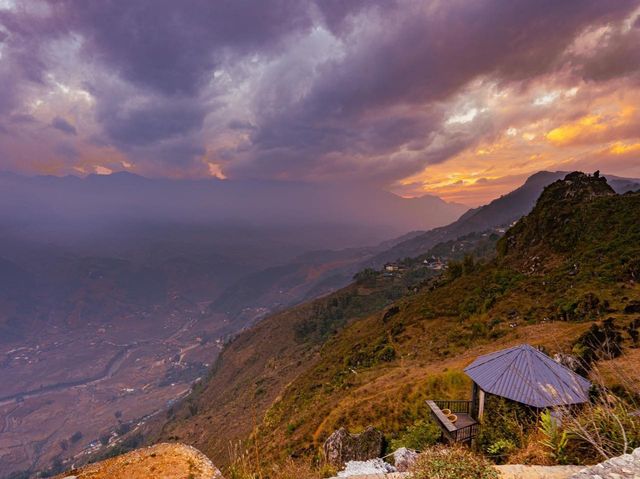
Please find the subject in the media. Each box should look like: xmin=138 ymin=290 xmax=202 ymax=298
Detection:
xmin=323 ymin=426 xmax=385 ymax=468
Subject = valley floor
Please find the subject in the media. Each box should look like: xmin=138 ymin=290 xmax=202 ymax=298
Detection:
xmin=0 ymin=305 xmax=232 ymax=477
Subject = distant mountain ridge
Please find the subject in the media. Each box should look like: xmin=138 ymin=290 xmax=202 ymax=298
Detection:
xmin=367 ymin=170 xmax=640 ymax=266
xmin=0 ymin=172 xmax=467 ymax=239
xmin=208 ymin=170 xmax=639 ymax=320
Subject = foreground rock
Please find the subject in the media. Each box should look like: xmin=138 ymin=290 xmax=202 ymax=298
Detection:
xmin=337 ymin=458 xmax=397 ymax=477
xmin=324 ymin=426 xmax=385 ymax=468
xmin=55 ymin=443 xmax=223 ymax=479
xmin=570 ymin=447 xmax=640 ymax=478
xmin=392 ymin=447 xmax=418 ymax=472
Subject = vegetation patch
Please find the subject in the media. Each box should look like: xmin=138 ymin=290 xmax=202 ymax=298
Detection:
xmin=410 ymin=446 xmax=499 ymax=479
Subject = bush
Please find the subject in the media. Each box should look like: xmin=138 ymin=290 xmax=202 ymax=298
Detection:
xmin=538 ymin=410 xmax=572 ymax=464
xmin=410 ymin=446 xmax=499 ymax=479
xmin=475 ymin=396 xmax=536 ymax=463
xmin=389 ymin=419 xmax=441 ymax=451
xmin=565 ymin=402 xmax=640 ymax=461
xmin=572 ymin=318 xmax=624 ymax=374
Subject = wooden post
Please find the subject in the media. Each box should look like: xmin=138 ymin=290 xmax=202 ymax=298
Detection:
xmin=471 ymin=382 xmax=478 ymax=418
xmin=477 ymin=388 xmax=485 ymax=422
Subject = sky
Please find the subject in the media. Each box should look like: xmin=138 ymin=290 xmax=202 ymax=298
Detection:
xmin=0 ymin=1 xmax=639 ymax=206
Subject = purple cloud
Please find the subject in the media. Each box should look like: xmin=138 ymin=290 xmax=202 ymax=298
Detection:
xmin=51 ymin=117 xmax=77 ymax=135
xmin=1 ymin=0 xmax=640 ymax=185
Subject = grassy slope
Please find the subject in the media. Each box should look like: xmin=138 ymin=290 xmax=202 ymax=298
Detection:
xmin=153 ymin=280 xmax=405 ymax=463
xmin=155 ymin=174 xmax=640 ymax=467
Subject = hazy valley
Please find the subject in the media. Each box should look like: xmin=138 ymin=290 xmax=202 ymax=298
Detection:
xmin=0 ymin=173 xmax=469 ymax=477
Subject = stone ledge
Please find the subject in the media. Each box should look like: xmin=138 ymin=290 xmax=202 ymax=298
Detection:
xmin=332 ymin=464 xmax=585 ymax=479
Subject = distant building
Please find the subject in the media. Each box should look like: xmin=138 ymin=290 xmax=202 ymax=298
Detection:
xmin=423 ymin=256 xmax=446 ymax=270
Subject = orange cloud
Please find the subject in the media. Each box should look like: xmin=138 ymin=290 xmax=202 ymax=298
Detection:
xmin=546 ymin=105 xmax=638 ymax=146
xmin=609 ymin=141 xmax=640 ymax=155
xmin=546 ymin=114 xmax=607 ymax=145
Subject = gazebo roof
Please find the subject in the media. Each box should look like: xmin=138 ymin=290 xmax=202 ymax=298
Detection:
xmin=464 ymin=344 xmax=591 ymax=408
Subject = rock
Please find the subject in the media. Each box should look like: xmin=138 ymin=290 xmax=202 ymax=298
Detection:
xmin=553 ymin=353 xmax=582 ymax=373
xmin=570 ymin=447 xmax=640 ymax=478
xmin=393 ymin=447 xmax=418 ymax=472
xmin=323 ymin=426 xmax=385 ymax=469
xmin=54 ymin=443 xmax=223 ymax=479
xmin=336 ymin=458 xmax=397 ymax=477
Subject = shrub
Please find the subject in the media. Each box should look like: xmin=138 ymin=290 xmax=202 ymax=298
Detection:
xmin=572 ymin=318 xmax=624 ymax=374
xmin=382 ymin=306 xmax=400 ymax=322
xmin=389 ymin=419 xmax=441 ymax=451
xmin=564 ymin=401 xmax=640 ymax=461
xmin=475 ymin=396 xmax=535 ymax=463
xmin=354 ymin=268 xmax=378 ymax=286
xmin=410 ymin=446 xmax=499 ymax=479
xmin=538 ymin=410 xmax=572 ymax=464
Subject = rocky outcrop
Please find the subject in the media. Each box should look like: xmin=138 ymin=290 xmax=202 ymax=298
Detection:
xmin=570 ymin=448 xmax=640 ymax=478
xmin=392 ymin=447 xmax=418 ymax=472
xmin=553 ymin=353 xmax=582 ymax=373
xmin=324 ymin=426 xmax=385 ymax=468
xmin=55 ymin=443 xmax=223 ymax=479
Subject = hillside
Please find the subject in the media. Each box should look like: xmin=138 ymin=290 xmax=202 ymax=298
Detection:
xmin=149 ymin=172 xmax=640 ymax=470
xmin=368 ymin=170 xmax=639 ymax=267
xmin=207 ymin=170 xmax=639 ymax=321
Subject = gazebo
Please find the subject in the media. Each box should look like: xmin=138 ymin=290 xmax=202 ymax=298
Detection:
xmin=427 ymin=344 xmax=591 ymax=443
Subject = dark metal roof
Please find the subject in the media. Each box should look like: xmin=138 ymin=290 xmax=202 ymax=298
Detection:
xmin=464 ymin=344 xmax=591 ymax=408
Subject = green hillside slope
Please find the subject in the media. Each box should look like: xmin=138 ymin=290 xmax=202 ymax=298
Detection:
xmin=151 ymin=172 xmax=640 ymax=469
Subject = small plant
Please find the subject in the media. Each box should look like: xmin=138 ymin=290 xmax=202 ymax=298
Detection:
xmin=538 ymin=410 xmax=571 ymax=464
xmin=486 ymin=438 xmax=515 ymax=458
xmin=389 ymin=419 xmax=441 ymax=451
xmin=226 ymin=442 xmax=258 ymax=479
xmin=410 ymin=446 xmax=499 ymax=479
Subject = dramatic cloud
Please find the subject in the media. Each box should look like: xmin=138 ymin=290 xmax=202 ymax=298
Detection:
xmin=1 ymin=0 xmax=640 ymax=204
xmin=50 ymin=116 xmax=76 ymax=135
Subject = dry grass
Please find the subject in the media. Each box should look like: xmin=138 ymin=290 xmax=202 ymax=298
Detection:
xmin=225 ymin=442 xmax=328 ymax=479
